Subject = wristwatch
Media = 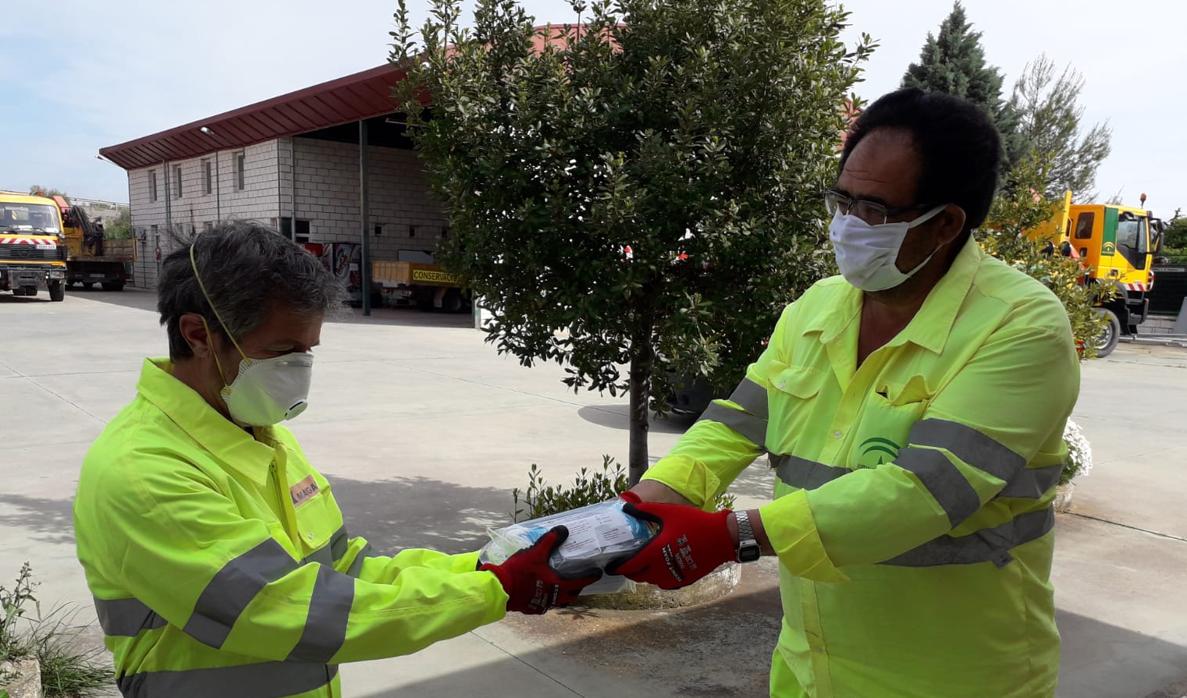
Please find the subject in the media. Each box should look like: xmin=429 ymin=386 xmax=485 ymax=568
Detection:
xmin=735 ymin=511 xmax=761 ymax=563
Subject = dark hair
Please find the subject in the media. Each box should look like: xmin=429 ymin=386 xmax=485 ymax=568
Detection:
xmin=158 ymin=221 xmax=342 ymax=360
xmin=841 ymin=88 xmax=1001 ymax=239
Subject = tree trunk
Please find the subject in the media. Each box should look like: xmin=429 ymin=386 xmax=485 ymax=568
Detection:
xmin=627 ymin=312 xmax=655 ymax=486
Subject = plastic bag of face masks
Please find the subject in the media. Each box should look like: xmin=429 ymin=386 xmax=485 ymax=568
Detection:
xmin=479 ymin=499 xmax=656 ymax=595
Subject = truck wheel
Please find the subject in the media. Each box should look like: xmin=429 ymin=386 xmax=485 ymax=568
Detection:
xmin=441 ymin=288 xmax=464 ymax=313
xmin=413 ymin=287 xmax=436 ymax=311
xmin=101 ymin=281 xmax=125 ymax=292
xmin=48 ymin=280 xmax=65 ymax=302
xmin=1093 ymin=308 xmax=1121 ymax=358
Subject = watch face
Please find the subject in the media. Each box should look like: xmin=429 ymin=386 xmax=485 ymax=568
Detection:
xmin=738 ymin=543 xmax=761 ymax=563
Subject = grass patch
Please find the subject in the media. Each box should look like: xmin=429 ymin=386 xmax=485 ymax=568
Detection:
xmin=1 ymin=564 xmax=113 ymax=697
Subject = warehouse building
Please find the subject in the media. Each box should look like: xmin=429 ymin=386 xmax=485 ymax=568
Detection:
xmin=99 ymin=64 xmax=447 ymax=293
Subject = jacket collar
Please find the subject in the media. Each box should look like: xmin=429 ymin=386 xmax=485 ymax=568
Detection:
xmin=137 ymin=358 xmax=275 ymax=487
xmin=889 ymin=237 xmax=982 ymax=354
xmin=804 ymin=237 xmax=983 ymax=355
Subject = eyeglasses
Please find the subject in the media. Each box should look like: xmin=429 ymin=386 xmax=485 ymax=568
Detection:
xmin=823 ymin=189 xmax=930 ymax=226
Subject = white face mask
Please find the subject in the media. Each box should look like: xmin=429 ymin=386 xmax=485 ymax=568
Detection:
xmin=219 ymin=350 xmax=313 ymax=427
xmin=190 ymin=244 xmax=314 ymax=427
xmin=828 ymin=205 xmax=947 ymax=292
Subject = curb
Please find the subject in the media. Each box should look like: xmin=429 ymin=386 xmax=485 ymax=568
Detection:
xmin=1121 ymin=335 xmax=1187 ymax=348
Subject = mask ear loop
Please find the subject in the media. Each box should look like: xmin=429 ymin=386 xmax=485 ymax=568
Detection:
xmin=189 ymin=240 xmax=248 ymax=386
xmin=900 ymin=204 xmax=955 ymax=278
xmin=905 ymin=204 xmax=948 ymax=230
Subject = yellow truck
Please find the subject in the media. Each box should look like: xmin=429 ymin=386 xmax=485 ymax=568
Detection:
xmin=51 ymin=195 xmax=134 ymax=291
xmin=371 ymin=260 xmax=470 ymax=312
xmin=1028 ymin=192 xmax=1163 ymax=356
xmin=0 ymin=191 xmax=68 ymax=301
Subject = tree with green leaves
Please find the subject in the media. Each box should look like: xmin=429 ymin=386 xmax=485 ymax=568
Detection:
xmin=1008 ymin=55 xmax=1112 ymax=202
xmin=393 ymin=0 xmax=874 ymax=483
xmin=1161 ymin=210 xmax=1187 ymax=263
xmin=901 ymin=2 xmax=1019 ymax=164
xmin=104 ymin=208 xmax=133 ymax=240
xmin=980 ymin=153 xmax=1109 ymax=357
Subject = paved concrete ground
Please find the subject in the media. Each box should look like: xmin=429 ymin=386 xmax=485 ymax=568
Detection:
xmin=0 ymin=288 xmax=1184 ymax=697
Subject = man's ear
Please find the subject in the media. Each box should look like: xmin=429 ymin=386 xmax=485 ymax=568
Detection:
xmin=179 ymin=314 xmax=212 ymax=358
xmin=934 ymin=204 xmax=967 ymax=246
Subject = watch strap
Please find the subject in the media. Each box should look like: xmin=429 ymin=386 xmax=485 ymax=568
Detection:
xmin=735 ymin=511 xmax=760 ymax=563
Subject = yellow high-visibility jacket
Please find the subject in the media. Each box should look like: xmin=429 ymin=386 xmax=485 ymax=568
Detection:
xmin=644 ymin=239 xmax=1080 ymax=697
xmin=74 ymin=359 xmax=508 ymax=698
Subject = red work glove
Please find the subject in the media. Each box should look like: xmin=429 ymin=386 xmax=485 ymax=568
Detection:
xmin=607 ymin=491 xmax=735 ymax=590
xmin=479 ymin=526 xmax=602 ymax=615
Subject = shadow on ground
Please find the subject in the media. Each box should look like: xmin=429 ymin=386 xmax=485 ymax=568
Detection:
xmin=327 ymin=306 xmax=473 ymax=329
xmin=63 ymin=289 xmax=474 ymax=330
xmin=358 ymin=561 xmax=784 ymax=698
xmin=0 ymin=476 xmax=511 ymax=554
xmin=352 ymin=600 xmax=1187 ymax=698
xmin=63 ymin=288 xmax=158 ymax=312
xmin=1058 ymin=610 xmax=1187 ymax=698
xmin=0 ymin=494 xmax=76 ymax=545
xmin=577 ymin=405 xmax=695 ymax=435
xmin=327 ymin=475 xmax=512 ymax=555
xmin=0 ymin=295 xmax=51 ymax=305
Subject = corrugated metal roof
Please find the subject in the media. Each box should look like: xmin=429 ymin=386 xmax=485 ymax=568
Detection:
xmin=99 ymin=63 xmax=407 ymax=170
xmin=99 ymin=25 xmax=605 ymax=171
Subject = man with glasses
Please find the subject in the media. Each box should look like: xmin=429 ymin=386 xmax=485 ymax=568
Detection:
xmin=608 ymin=89 xmax=1079 ymax=697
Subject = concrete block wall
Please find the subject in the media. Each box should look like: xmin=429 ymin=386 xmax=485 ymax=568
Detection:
xmin=290 ymin=137 xmax=447 ymax=261
xmin=123 ymin=135 xmax=447 ymax=288
xmin=126 ymin=141 xmax=283 ymax=288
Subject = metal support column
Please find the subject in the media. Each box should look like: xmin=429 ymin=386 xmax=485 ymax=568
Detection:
xmin=359 ymin=120 xmax=372 ymax=316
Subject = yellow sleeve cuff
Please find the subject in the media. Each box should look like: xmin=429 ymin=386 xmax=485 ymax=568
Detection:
xmin=759 ymin=490 xmax=849 ymax=583
xmin=641 ymin=454 xmax=721 ymax=511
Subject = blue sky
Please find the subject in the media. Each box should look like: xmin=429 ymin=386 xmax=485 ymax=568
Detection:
xmin=2 ymin=0 xmax=1183 ymax=217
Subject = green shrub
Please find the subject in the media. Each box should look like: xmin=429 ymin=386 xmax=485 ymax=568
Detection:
xmin=1158 ymin=246 xmax=1187 ymax=264
xmin=981 ymin=156 xmax=1111 ymax=358
xmin=512 ymin=456 xmax=735 ymax=522
xmin=0 ymin=563 xmax=37 ymax=663
xmin=0 ymin=564 xmax=113 ymax=697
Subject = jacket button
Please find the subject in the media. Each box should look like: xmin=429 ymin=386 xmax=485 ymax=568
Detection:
xmin=833 ymin=430 xmax=842 ymax=439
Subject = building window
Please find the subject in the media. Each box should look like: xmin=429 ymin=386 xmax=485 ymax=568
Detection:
xmin=278 ymin=218 xmax=311 ymax=243
xmin=173 ymin=165 xmax=183 ymax=199
xmin=235 ymin=151 xmax=246 ymax=191
xmin=202 ymin=159 xmax=213 ymax=195
xmin=149 ymin=171 xmax=158 ymax=202
xmin=203 ymin=221 xmax=213 ymax=233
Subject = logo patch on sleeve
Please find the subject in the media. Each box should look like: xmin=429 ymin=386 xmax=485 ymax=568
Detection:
xmin=290 ymin=475 xmax=320 ymax=508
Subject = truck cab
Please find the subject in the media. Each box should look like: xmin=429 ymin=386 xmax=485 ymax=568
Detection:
xmin=1027 ymin=192 xmax=1160 ymax=356
xmin=1066 ymin=203 xmax=1156 ymax=292
xmin=1066 ymin=203 xmax=1158 ymax=352
xmin=0 ymin=192 xmax=68 ymax=301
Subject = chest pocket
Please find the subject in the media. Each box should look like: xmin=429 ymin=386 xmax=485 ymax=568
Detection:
xmin=847 ymin=374 xmax=933 ymax=470
xmin=766 ymin=364 xmax=828 ymax=456
xmin=288 ymin=468 xmax=343 ymax=558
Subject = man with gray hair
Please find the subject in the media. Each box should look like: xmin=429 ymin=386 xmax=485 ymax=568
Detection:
xmin=73 ymin=222 xmax=596 ymax=697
